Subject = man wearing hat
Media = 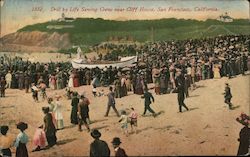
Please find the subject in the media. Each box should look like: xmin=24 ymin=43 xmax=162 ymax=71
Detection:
xmin=236 ymin=113 xmax=250 ymax=156
xmin=141 ymin=88 xmax=157 ymax=117
xmin=223 ymin=83 xmax=233 ymax=110
xmin=105 ymin=86 xmax=120 ymax=117
xmin=90 ymin=129 xmax=110 ymax=157
xmin=0 ymin=77 xmax=6 ymax=97
xmin=77 ymin=95 xmax=90 ymax=132
xmin=111 ymin=137 xmax=127 ymax=157
xmin=176 ymin=73 xmax=189 ymax=113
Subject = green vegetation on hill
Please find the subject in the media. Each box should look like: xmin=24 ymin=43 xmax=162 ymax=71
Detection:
xmin=18 ymin=18 xmax=250 ymax=47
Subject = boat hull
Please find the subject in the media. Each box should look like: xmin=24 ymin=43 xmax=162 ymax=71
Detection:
xmin=71 ymin=56 xmax=137 ymax=69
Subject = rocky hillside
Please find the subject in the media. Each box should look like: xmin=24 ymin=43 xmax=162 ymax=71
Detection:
xmin=0 ymin=31 xmax=71 ymax=52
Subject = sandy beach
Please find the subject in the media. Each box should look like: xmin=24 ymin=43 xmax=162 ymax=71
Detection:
xmin=0 ymin=73 xmax=249 ymax=156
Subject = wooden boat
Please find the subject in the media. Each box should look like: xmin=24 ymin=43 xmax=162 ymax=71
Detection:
xmin=71 ymin=56 xmax=137 ymax=69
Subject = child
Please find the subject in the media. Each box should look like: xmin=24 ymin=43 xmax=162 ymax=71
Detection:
xmin=15 ymin=122 xmax=29 ymax=157
xmin=38 ymin=81 xmax=47 ymax=101
xmin=99 ymin=89 xmax=105 ymax=97
xmin=129 ymin=108 xmax=138 ymax=133
xmin=31 ymin=83 xmax=39 ymax=102
xmin=118 ymin=110 xmax=129 ymax=136
xmin=32 ymin=125 xmax=46 ymax=152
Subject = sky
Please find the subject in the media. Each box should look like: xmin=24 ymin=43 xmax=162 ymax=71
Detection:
xmin=0 ymin=0 xmax=249 ymax=37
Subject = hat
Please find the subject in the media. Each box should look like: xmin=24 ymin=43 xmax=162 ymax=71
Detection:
xmin=154 ymin=73 xmax=160 ymax=78
xmin=16 ymin=122 xmax=28 ymax=131
xmin=42 ymin=107 xmax=50 ymax=113
xmin=91 ymin=129 xmax=101 ymax=139
xmin=121 ymin=110 xmax=126 ymax=115
xmin=0 ymin=125 xmax=9 ymax=135
xmin=111 ymin=137 xmax=122 ymax=145
xmin=236 ymin=113 xmax=250 ymax=127
xmin=72 ymin=91 xmax=78 ymax=97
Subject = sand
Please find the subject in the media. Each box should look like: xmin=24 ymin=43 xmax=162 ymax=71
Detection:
xmin=0 ymin=74 xmax=249 ymax=156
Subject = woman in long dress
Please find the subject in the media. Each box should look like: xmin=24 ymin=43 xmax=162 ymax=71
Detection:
xmin=73 ymin=71 xmax=79 ymax=87
xmin=53 ymin=96 xmax=64 ymax=130
xmin=135 ymin=75 xmax=144 ymax=95
xmin=125 ymin=75 xmax=132 ymax=92
xmin=154 ymin=74 xmax=161 ymax=95
xmin=70 ymin=92 xmax=79 ymax=125
xmin=68 ymin=73 xmax=74 ymax=88
xmin=15 ymin=122 xmax=29 ymax=157
xmin=213 ymin=64 xmax=221 ymax=79
xmin=32 ymin=125 xmax=46 ymax=152
xmin=42 ymin=107 xmax=57 ymax=147
xmin=49 ymin=74 xmax=57 ymax=90
xmin=47 ymin=98 xmax=57 ymax=128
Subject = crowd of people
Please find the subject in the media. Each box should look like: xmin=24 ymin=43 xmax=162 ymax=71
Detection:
xmin=0 ymin=35 xmax=249 ymax=101
xmin=0 ymin=34 xmax=250 ymax=156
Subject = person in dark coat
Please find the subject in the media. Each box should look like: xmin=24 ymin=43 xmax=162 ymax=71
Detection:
xmin=77 ymin=95 xmax=90 ymax=132
xmin=24 ymin=73 xmax=31 ymax=93
xmin=0 ymin=77 xmax=6 ymax=97
xmin=242 ymin=53 xmax=248 ymax=72
xmin=236 ymin=113 xmax=250 ymax=156
xmin=42 ymin=107 xmax=57 ymax=147
xmin=184 ymin=74 xmax=190 ymax=98
xmin=223 ymin=83 xmax=233 ymax=110
xmin=70 ymin=92 xmax=79 ymax=125
xmin=176 ymin=73 xmax=189 ymax=112
xmin=111 ymin=137 xmax=128 ymax=157
xmin=18 ymin=72 xmax=24 ymax=90
xmin=141 ymin=88 xmax=157 ymax=117
xmin=90 ymin=129 xmax=110 ymax=157
xmin=105 ymin=86 xmax=120 ymax=117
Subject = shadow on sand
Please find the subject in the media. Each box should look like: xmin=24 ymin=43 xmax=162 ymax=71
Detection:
xmin=188 ymin=95 xmax=200 ymax=98
xmin=137 ymin=127 xmax=153 ymax=134
xmin=92 ymin=125 xmax=109 ymax=130
xmin=91 ymin=119 xmax=108 ymax=124
xmin=56 ymin=138 xmax=77 ymax=146
xmin=182 ymin=107 xmax=199 ymax=113
xmin=154 ymin=125 xmax=174 ymax=131
xmin=0 ymin=105 xmax=15 ymax=109
xmin=231 ymin=105 xmax=240 ymax=110
xmin=63 ymin=124 xmax=77 ymax=130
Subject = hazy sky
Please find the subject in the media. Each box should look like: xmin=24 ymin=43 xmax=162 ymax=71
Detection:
xmin=0 ymin=0 xmax=249 ymax=37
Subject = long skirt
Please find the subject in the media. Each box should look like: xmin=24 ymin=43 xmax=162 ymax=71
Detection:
xmin=73 ymin=78 xmax=79 ymax=87
xmin=70 ymin=108 xmax=78 ymax=125
xmin=56 ymin=119 xmax=64 ymax=129
xmin=135 ymin=87 xmax=144 ymax=95
xmin=68 ymin=78 xmax=74 ymax=88
xmin=16 ymin=143 xmax=28 ymax=157
xmin=33 ymin=130 xmax=47 ymax=148
xmin=155 ymin=87 xmax=160 ymax=95
xmin=2 ymin=148 xmax=11 ymax=157
xmin=46 ymin=134 xmax=57 ymax=147
xmin=51 ymin=113 xmax=57 ymax=129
